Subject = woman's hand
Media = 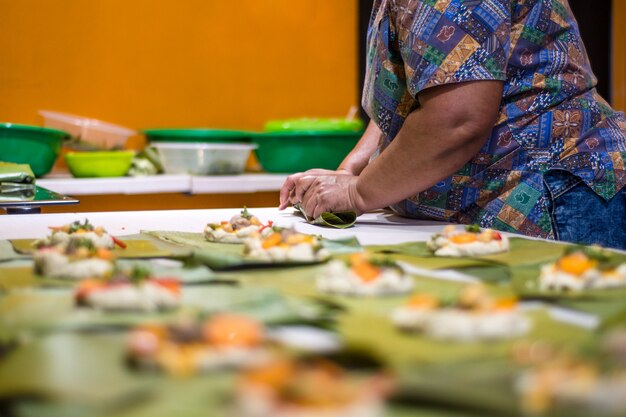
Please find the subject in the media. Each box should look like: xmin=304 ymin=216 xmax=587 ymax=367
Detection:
xmin=292 ymin=173 xmax=367 ymax=219
xmin=278 ymin=168 xmax=352 ymax=210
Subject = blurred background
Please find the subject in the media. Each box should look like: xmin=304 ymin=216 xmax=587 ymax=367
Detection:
xmin=1 ymin=0 xmax=624 ymax=140
xmin=0 ymin=0 xmax=624 ymax=213
xmin=0 ymin=0 xmax=359 ymax=148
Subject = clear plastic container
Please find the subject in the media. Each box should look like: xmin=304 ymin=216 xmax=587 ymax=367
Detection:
xmin=151 ymin=142 xmax=257 ymax=175
xmin=39 ymin=110 xmax=136 ymax=149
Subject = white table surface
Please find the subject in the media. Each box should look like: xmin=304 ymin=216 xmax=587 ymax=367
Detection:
xmin=0 ymin=207 xmax=444 ymax=242
xmin=37 ymin=174 xmax=288 ymax=196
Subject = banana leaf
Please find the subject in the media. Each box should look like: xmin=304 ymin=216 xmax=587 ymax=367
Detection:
xmin=0 ymin=259 xmax=223 ymax=292
xmin=0 ymin=331 xmax=236 ymax=417
xmin=0 ymin=261 xmax=38 ymax=290
xmin=0 ymin=332 xmax=153 ymax=404
xmin=11 ymin=374 xmax=234 ymax=417
xmin=509 ymin=263 xmax=626 ymax=301
xmin=293 ymin=204 xmax=357 ymax=228
xmin=142 ymin=230 xmax=360 ymax=270
xmin=393 ymin=359 xmax=520 ymax=417
xmin=560 ymin=299 xmax=626 ymax=328
xmin=367 ymin=238 xmax=568 ymax=269
xmin=0 ymin=240 xmax=31 ymax=262
xmin=10 ymin=234 xmax=184 ymax=259
xmin=335 ymin=306 xmax=592 ymax=370
xmin=0 ymin=285 xmax=338 ymax=342
xmin=388 ymin=405 xmax=499 ymax=417
xmin=228 ymin=264 xmax=592 ymax=369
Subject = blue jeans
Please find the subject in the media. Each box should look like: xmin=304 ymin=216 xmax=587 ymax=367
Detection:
xmin=544 ymin=170 xmax=626 ymax=250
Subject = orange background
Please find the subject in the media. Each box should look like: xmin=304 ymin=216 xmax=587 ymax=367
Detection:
xmin=0 ymin=0 xmax=359 ymax=139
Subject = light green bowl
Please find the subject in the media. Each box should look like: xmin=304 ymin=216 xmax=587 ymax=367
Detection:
xmin=65 ymin=151 xmax=135 ymax=178
xmin=264 ymin=118 xmax=364 ymax=133
xmin=0 ymin=123 xmax=69 ymax=177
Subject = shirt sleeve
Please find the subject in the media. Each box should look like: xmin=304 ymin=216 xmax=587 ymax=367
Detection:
xmin=393 ymin=0 xmax=511 ymax=98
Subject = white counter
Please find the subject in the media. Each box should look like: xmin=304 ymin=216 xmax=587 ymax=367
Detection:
xmin=0 ymin=207 xmax=444 ymax=244
xmin=37 ymin=174 xmax=288 ymax=196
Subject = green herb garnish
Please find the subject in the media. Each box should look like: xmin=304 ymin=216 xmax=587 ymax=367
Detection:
xmin=69 ymin=219 xmax=95 ymax=233
xmin=240 ymin=206 xmax=252 ymax=220
xmin=129 ymin=265 xmax=151 ymax=285
xmin=465 ymin=224 xmax=481 ymax=234
xmin=66 ymin=237 xmax=95 ymax=253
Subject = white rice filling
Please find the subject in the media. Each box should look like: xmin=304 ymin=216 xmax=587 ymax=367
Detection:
xmin=204 ymin=225 xmax=269 ymax=243
xmin=427 ymin=235 xmax=510 ymax=257
xmin=84 ymin=282 xmax=179 ymax=312
xmin=235 ymin=385 xmax=385 ymax=417
xmin=539 ymin=263 xmax=626 ymax=292
xmin=516 ymin=370 xmax=626 ymax=414
xmin=317 ymin=260 xmax=414 ymax=296
xmin=244 ymin=239 xmax=328 ymax=262
xmin=391 ymin=307 xmax=530 ymax=342
xmin=194 ymin=346 xmax=271 ymax=371
xmin=34 ymin=250 xmax=113 ymax=279
xmin=50 ymin=231 xmax=115 ymax=249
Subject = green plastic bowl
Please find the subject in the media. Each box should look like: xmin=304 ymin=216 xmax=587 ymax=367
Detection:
xmin=143 ymin=128 xmax=251 ymax=143
xmin=65 ymin=151 xmax=135 ymax=178
xmin=264 ymin=118 xmax=364 ymax=133
xmin=251 ymin=131 xmax=361 ymax=173
xmin=0 ymin=123 xmax=68 ymax=177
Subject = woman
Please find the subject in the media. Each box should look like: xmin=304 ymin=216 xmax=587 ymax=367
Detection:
xmin=280 ymin=0 xmax=626 ymax=250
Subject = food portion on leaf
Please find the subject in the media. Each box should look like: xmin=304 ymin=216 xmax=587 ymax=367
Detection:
xmin=127 ymin=314 xmax=271 ymax=376
xmin=75 ymin=265 xmax=181 ymax=312
xmin=317 ymin=253 xmax=414 ymax=297
xmin=34 ymin=219 xmax=126 ymax=250
xmin=243 ymin=228 xmax=329 ymax=263
xmin=392 ymin=284 xmax=530 ymax=342
xmin=234 ymin=356 xmax=391 ymax=417
xmin=514 ymin=329 xmax=626 ymax=417
xmin=427 ymin=224 xmax=509 ymax=257
xmin=204 ymin=208 xmax=275 ymax=244
xmin=33 ymin=238 xmax=116 ymax=280
xmin=539 ymin=246 xmax=626 ymax=292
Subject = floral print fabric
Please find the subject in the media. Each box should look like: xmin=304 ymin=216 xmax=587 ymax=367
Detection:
xmin=362 ymin=0 xmax=626 ymax=238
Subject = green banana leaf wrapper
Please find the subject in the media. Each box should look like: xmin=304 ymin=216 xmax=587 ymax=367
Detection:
xmin=0 ymin=259 xmax=221 ymax=293
xmin=368 ymin=238 xmax=568 ymax=267
xmin=0 ymin=162 xmax=35 ymax=185
xmin=142 ymin=230 xmax=361 ymax=270
xmin=9 ymin=233 xmax=187 ymax=259
xmin=0 ymin=241 xmax=31 ymax=263
xmin=0 ymin=285 xmax=338 ymax=342
xmin=293 ymin=203 xmax=357 ymax=228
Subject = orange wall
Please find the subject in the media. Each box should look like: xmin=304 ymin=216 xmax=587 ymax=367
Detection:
xmin=613 ymin=1 xmax=626 ymax=112
xmin=0 ymin=0 xmax=358 ymax=134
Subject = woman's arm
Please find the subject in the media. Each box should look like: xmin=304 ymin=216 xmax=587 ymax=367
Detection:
xmin=337 ymin=120 xmax=382 ymax=175
xmin=295 ymin=80 xmax=504 ymax=218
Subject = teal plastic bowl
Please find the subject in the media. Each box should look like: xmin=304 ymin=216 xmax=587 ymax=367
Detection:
xmin=0 ymin=123 xmax=68 ymax=177
xmin=143 ymin=128 xmax=251 ymax=143
xmin=250 ymin=131 xmax=361 ymax=173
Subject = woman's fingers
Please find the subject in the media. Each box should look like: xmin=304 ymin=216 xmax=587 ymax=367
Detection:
xmin=279 ymin=172 xmax=307 ymax=209
xmin=278 ymin=169 xmax=342 ymax=209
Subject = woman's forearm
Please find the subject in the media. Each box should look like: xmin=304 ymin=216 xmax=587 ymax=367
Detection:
xmin=338 ymin=120 xmax=382 ymax=175
xmin=354 ymin=81 xmax=503 ymax=212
